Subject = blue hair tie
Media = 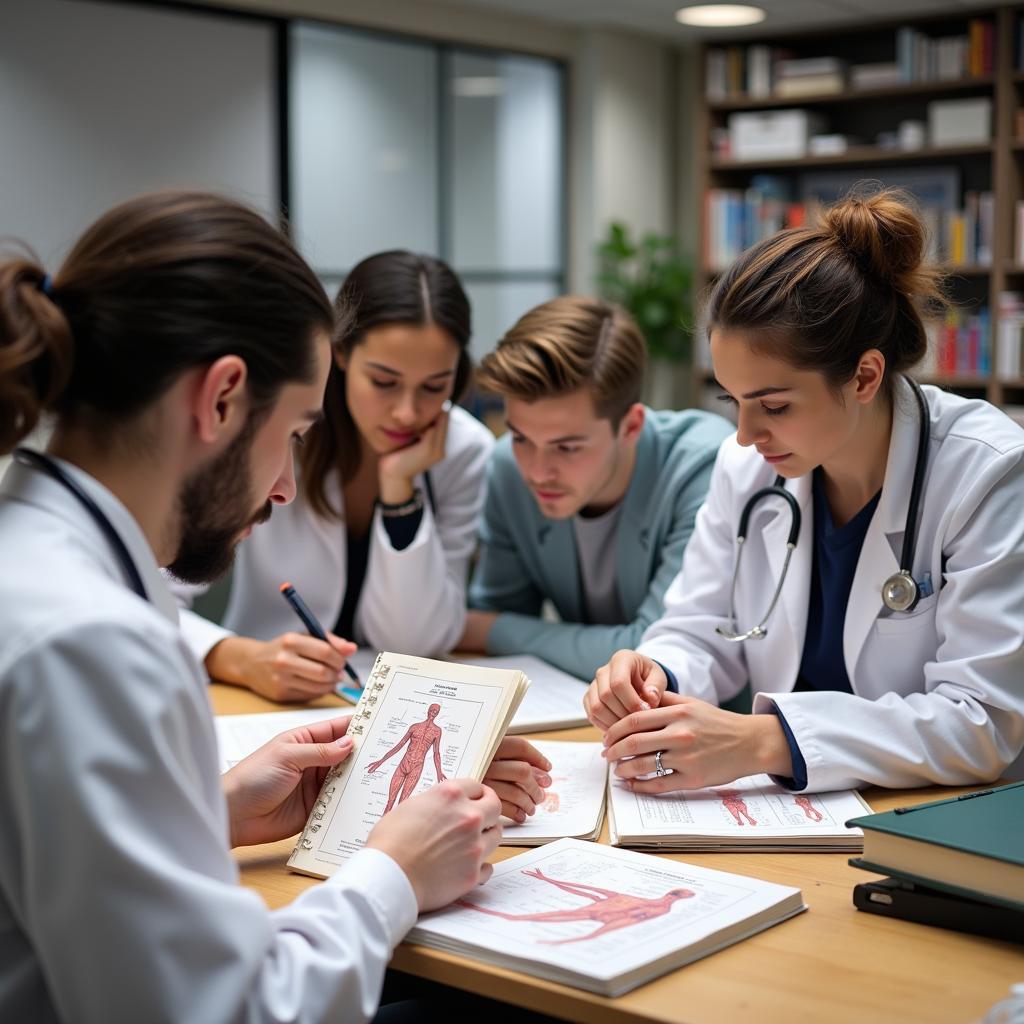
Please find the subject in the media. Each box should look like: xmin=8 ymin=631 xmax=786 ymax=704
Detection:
xmin=40 ymin=274 xmax=53 ymax=296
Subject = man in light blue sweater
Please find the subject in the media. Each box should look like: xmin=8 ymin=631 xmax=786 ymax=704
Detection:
xmin=461 ymin=295 xmax=733 ymax=681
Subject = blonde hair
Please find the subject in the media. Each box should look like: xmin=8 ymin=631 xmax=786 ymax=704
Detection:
xmin=476 ymin=295 xmax=646 ymax=424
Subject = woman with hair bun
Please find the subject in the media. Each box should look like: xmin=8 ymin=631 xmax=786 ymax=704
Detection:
xmin=585 ymin=189 xmax=1024 ymax=793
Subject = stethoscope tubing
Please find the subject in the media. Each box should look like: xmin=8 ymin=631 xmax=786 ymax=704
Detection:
xmin=13 ymin=448 xmax=149 ymax=602
xmin=717 ymin=376 xmax=929 ymax=641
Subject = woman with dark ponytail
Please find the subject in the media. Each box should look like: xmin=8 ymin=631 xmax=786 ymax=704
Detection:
xmin=0 ymin=193 xmax=539 ymax=1022
xmin=171 ymin=250 xmax=496 ymax=703
xmin=585 ymin=189 xmax=1024 ymax=793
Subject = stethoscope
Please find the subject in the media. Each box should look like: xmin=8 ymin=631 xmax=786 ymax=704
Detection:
xmin=716 ymin=376 xmax=932 ymax=643
xmin=13 ymin=448 xmax=149 ymax=602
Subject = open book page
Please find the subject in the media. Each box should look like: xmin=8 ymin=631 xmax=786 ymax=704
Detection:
xmin=447 ymin=655 xmax=589 ymax=732
xmin=288 ymin=652 xmax=527 ymax=877
xmin=500 ymin=741 xmax=607 ymax=845
xmin=214 ymin=708 xmax=347 ymax=773
xmin=409 ymin=838 xmax=805 ymax=996
xmin=609 ymin=773 xmax=870 ymax=849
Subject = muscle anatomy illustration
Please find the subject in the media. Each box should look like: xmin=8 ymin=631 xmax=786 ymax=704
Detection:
xmin=719 ymin=789 xmax=757 ymax=826
xmin=366 ymin=703 xmax=446 ymax=812
xmin=456 ymin=867 xmax=695 ymax=944
xmin=794 ymin=795 xmax=823 ymax=822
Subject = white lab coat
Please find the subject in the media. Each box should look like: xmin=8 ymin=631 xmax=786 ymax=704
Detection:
xmin=639 ymin=379 xmax=1024 ymax=791
xmin=172 ymin=406 xmax=494 ymax=663
xmin=0 ymin=458 xmax=417 ymax=1023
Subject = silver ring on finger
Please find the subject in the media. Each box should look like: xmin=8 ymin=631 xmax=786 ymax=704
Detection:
xmin=654 ymin=750 xmax=670 ymax=777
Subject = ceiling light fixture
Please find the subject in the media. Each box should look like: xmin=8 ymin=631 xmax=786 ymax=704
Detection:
xmin=675 ymin=4 xmax=766 ymax=27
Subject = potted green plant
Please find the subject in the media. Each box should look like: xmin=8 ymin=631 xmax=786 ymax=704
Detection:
xmin=596 ymin=222 xmax=694 ymax=409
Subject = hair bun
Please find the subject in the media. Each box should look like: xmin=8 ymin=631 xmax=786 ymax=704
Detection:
xmin=823 ymin=189 xmax=926 ymax=287
xmin=0 ymin=259 xmax=73 ymax=453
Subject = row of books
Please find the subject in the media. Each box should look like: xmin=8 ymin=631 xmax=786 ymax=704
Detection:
xmin=921 ymin=308 xmax=991 ymax=378
xmin=996 ymin=292 xmax=1024 ymax=379
xmin=703 ymin=188 xmax=809 ymax=272
xmin=704 ymin=189 xmax=993 ymax=274
xmin=705 ymin=20 xmax=994 ymax=101
xmin=1015 ymin=201 xmax=1024 ymax=265
xmin=896 ymin=22 xmax=994 ymax=83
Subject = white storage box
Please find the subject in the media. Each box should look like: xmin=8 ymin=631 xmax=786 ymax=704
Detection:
xmin=927 ymin=97 xmax=992 ymax=147
xmin=728 ymin=109 xmax=828 ymax=161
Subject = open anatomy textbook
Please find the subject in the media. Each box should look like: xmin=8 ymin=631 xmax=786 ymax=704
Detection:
xmin=409 ymin=838 xmax=805 ymax=996
xmin=288 ymin=652 xmax=528 ymax=878
xmin=608 ymin=774 xmax=871 ymax=851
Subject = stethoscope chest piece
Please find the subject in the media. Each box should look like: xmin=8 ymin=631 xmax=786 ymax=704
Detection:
xmin=882 ymin=570 xmax=919 ymax=613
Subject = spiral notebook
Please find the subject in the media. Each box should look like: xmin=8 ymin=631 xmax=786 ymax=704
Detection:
xmin=288 ymin=651 xmax=529 ymax=879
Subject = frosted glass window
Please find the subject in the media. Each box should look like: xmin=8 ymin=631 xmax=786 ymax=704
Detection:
xmin=448 ymin=53 xmax=562 ymax=274
xmin=463 ymin=280 xmax=560 ymax=361
xmin=0 ymin=0 xmax=276 ymax=266
xmin=290 ymin=24 xmax=438 ymax=272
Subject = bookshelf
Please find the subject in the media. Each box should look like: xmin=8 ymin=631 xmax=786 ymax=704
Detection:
xmin=695 ymin=6 xmax=1024 ymax=421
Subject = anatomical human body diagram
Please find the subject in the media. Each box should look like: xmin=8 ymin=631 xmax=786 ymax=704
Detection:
xmin=289 ymin=653 xmax=527 ymax=878
xmin=409 ymin=838 xmax=806 ymax=996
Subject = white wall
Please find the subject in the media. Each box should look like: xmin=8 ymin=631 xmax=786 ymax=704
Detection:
xmin=0 ymin=0 xmax=278 ymax=479
xmin=569 ymin=28 xmax=676 ymax=292
xmin=0 ymin=0 xmax=277 ymax=267
xmin=1 ymin=0 xmax=685 ymax=350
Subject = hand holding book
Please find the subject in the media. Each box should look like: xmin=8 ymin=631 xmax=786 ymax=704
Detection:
xmin=288 ymin=652 xmax=531 ymax=878
xmin=366 ymin=778 xmax=504 ymax=911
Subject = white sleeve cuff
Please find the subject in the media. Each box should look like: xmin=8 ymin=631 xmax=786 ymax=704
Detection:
xmin=178 ymin=608 xmax=234 ymax=668
xmin=325 ymin=847 xmax=419 ymax=948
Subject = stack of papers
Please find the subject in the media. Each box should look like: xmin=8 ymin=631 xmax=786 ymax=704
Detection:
xmin=215 ymin=707 xmax=345 ymax=773
xmin=608 ymin=774 xmax=870 ymax=852
xmin=466 ymin=655 xmax=588 ymax=733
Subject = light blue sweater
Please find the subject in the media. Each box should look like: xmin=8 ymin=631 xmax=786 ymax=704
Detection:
xmin=469 ymin=408 xmax=733 ymax=680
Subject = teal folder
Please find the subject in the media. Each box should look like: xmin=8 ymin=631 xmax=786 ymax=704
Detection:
xmin=845 ymin=781 xmax=1024 ymax=912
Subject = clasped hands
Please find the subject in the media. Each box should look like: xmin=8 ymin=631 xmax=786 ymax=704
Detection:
xmin=584 ymin=650 xmax=793 ymax=791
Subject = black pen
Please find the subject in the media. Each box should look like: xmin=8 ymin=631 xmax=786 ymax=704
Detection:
xmin=279 ymin=581 xmax=362 ymax=690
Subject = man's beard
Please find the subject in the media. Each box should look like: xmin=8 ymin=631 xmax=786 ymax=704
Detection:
xmin=166 ymin=415 xmax=273 ymax=585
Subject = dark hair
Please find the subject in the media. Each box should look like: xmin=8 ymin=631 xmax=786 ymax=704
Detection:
xmin=706 ymin=188 xmax=947 ymax=402
xmin=475 ymin=295 xmax=646 ymax=427
xmin=0 ymin=190 xmax=333 ymax=455
xmin=301 ymin=250 xmax=472 ymax=520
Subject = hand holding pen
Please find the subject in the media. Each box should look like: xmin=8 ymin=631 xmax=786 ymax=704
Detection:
xmin=279 ymin=582 xmax=363 ymax=702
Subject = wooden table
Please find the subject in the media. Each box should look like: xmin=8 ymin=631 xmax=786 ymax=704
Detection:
xmin=214 ymin=684 xmax=1023 ymax=1024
